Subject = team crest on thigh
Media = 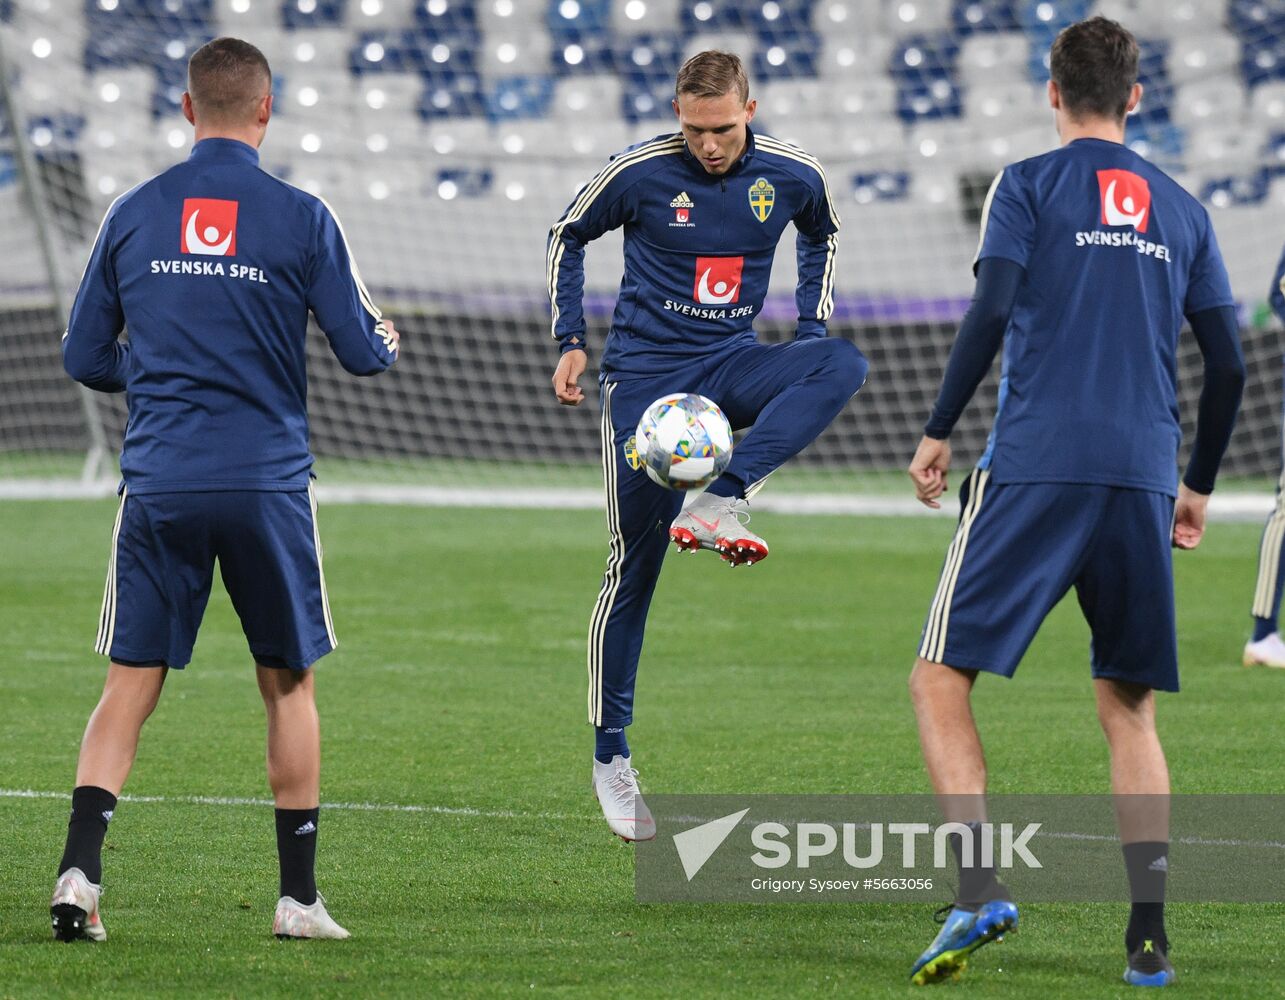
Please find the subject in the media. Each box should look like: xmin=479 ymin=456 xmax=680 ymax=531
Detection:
xmin=624 ymin=435 xmax=642 ymax=471
xmin=748 ymin=178 xmax=775 ymax=222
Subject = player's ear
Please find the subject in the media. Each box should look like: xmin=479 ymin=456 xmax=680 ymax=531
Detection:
xmin=259 ymin=93 xmax=273 ymax=126
xmin=1124 ymin=82 xmax=1142 ymax=116
xmin=744 ymin=98 xmax=756 ymax=124
xmin=1047 ymin=79 xmax=1060 ymax=110
xmin=671 ymin=97 xmax=681 ymax=120
xmin=181 ymin=91 xmax=196 ymax=127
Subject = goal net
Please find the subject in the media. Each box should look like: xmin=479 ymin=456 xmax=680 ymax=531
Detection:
xmin=1 ymin=0 xmax=1283 ymax=508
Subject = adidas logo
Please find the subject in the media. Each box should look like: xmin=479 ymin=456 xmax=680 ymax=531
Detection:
xmin=294 ymin=821 xmax=317 ymax=836
xmin=604 ymin=727 xmax=624 ymax=734
xmin=670 ymin=191 xmax=694 ymax=208
xmin=102 ymin=809 xmax=114 ymax=823
xmin=1148 ymin=856 xmax=1168 ymax=872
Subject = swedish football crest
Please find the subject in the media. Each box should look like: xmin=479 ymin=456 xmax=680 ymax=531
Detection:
xmin=748 ymin=177 xmax=775 ymax=222
xmin=624 ymin=435 xmax=642 ymax=471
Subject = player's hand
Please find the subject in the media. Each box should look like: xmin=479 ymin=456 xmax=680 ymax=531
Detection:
xmin=384 ymin=319 xmax=400 ymax=359
xmin=553 ymin=348 xmax=587 ymax=406
xmin=1172 ymin=482 xmax=1209 ymax=550
xmin=909 ymin=435 xmax=951 ymax=509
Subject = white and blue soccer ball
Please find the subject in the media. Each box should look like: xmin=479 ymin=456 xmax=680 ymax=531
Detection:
xmin=634 ymin=393 xmax=733 ymax=490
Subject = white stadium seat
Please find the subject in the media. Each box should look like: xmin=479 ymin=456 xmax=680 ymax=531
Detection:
xmin=214 ymin=0 xmax=283 ymax=32
xmin=611 ymin=0 xmax=684 ymax=36
xmin=423 ymin=117 xmax=498 ymax=159
xmin=480 ymin=29 xmax=555 ymax=80
xmin=812 ymin=0 xmax=886 ymax=36
xmin=1168 ymin=32 xmax=1241 ymax=84
xmin=1251 ymin=81 xmax=1285 ymax=125
xmin=1172 ymin=79 xmax=1247 ymax=129
xmin=353 ymin=73 xmax=426 ymax=121
xmin=1183 ymin=123 xmax=1268 ymax=173
xmin=819 ymin=34 xmax=896 ymax=80
xmin=551 ymin=75 xmax=625 ymax=121
xmin=959 ymin=33 xmax=1030 ymax=84
xmin=478 ymin=0 xmax=548 ymax=34
xmin=683 ymin=33 xmax=756 ymax=66
xmin=347 ymin=0 xmax=419 ymax=30
xmin=883 ymin=0 xmax=953 ymax=38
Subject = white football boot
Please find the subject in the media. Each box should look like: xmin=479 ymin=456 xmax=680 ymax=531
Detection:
xmin=273 ymin=893 xmax=350 ymax=939
xmin=50 ymin=867 xmax=106 ymax=942
xmin=669 ymin=493 xmax=768 ymax=566
xmin=592 ymin=755 xmax=656 ymax=842
xmin=1243 ymin=632 xmax=1285 ymax=668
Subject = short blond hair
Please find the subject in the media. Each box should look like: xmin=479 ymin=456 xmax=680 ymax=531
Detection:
xmin=675 ymin=51 xmax=749 ymax=104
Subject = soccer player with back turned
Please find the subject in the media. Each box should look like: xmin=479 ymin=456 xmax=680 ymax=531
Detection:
xmin=548 ymin=52 xmax=868 ymax=842
xmin=52 ymin=38 xmax=398 ymax=941
xmin=904 ymin=18 xmax=1244 ymax=987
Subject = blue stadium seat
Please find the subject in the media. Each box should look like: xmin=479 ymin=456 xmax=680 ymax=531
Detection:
xmin=1122 ymin=122 xmax=1183 ymax=170
xmin=952 ymin=0 xmax=1020 ymax=34
xmin=889 ymin=34 xmax=960 ymax=82
xmin=890 ymin=35 xmax=961 ymax=122
xmin=351 ymin=29 xmax=481 ymax=77
xmin=1241 ymin=35 xmax=1285 ymax=87
xmin=281 ymin=0 xmax=346 ymax=29
xmin=612 ymin=33 xmax=685 ymax=88
xmin=548 ymin=0 xmax=611 ymax=34
xmin=752 ymin=0 xmax=817 ymax=35
xmin=1200 ymin=171 xmax=1270 ymax=207
xmin=1013 ymin=0 xmax=1090 ymax=32
xmin=680 ymin=0 xmax=758 ymax=32
xmin=851 ymin=170 xmax=912 ymax=203
xmin=488 ymin=75 xmax=555 ymax=119
xmin=1228 ymin=0 xmax=1285 ymax=42
xmin=418 ymin=73 xmax=487 ymax=117
xmin=414 ymin=0 xmax=479 ymax=32
xmin=26 ymin=112 xmax=87 ymax=157
xmin=550 ymin=28 xmax=614 ymax=76
xmin=142 ymin=0 xmax=215 ymax=33
xmin=1131 ymin=39 xmax=1174 ymax=125
xmin=753 ymin=31 xmax=821 ymax=80
xmin=620 ymin=77 xmax=675 ymax=122
xmin=435 ymin=166 xmax=494 ymax=199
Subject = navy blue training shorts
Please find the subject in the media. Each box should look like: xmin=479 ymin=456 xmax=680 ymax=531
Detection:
xmin=918 ymin=469 xmax=1179 ymax=691
xmin=94 ymin=486 xmax=336 ymax=670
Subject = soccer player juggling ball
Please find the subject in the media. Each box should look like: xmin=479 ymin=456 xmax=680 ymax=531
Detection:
xmin=547 ymin=52 xmax=868 ymax=842
xmin=53 ymin=38 xmax=398 ymax=942
xmin=904 ymin=17 xmax=1244 ymax=989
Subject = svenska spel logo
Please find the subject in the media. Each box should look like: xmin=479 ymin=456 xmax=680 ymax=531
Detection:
xmin=1096 ymin=169 xmax=1150 ymax=233
xmin=181 ymin=198 xmax=239 ymax=256
xmin=694 ymin=256 xmax=743 ymax=305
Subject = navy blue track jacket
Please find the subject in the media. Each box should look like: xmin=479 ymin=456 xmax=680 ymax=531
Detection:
xmin=546 ymin=127 xmax=840 ymax=376
xmin=63 ymin=137 xmax=396 ymax=494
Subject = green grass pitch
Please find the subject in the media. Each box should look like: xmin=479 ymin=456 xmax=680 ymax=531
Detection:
xmin=0 ymin=500 xmax=1281 ymax=998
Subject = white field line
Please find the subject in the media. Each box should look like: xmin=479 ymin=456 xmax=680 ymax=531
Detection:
xmin=0 ymin=481 xmax=1276 ymax=520
xmin=0 ymin=788 xmax=588 ymax=823
xmin=6 ymin=789 xmax=1282 ymax=851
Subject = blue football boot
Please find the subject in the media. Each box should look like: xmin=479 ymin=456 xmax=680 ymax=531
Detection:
xmin=910 ymin=898 xmax=1019 ymax=985
xmin=1124 ymin=938 xmax=1174 ymax=987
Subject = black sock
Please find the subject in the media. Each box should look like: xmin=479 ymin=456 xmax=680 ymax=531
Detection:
xmin=275 ymin=807 xmax=319 ymax=906
xmin=1123 ymin=841 xmax=1169 ymax=952
xmin=58 ymin=785 xmax=117 ymax=884
xmin=950 ymin=822 xmax=1005 ymax=909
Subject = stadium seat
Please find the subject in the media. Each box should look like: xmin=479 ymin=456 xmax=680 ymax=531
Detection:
xmin=1184 ymin=122 xmax=1267 ymax=173
xmin=488 ymin=75 xmax=555 ymax=119
xmin=275 ymin=69 xmax=351 ymax=118
xmin=951 ymin=0 xmax=1021 ymax=35
xmin=896 ymin=76 xmax=964 ymax=122
xmin=964 ymin=78 xmax=1047 ymax=127
xmin=1130 ymin=39 xmax=1174 ymax=124
xmin=811 ymin=0 xmax=884 ymax=35
xmin=1227 ymin=0 xmax=1285 ymax=42
xmin=549 ymin=28 xmax=614 ymax=76
xmin=753 ymin=31 xmax=822 ymax=80
xmin=1122 ymin=121 xmax=1184 ymax=171
xmin=1015 ymin=0 xmax=1091 ymax=32
xmin=1089 ymin=0 xmax=1170 ymax=38
xmin=480 ymin=28 xmax=555 ymax=78
xmin=884 ymin=0 xmax=953 ymax=38
xmin=912 ymin=169 xmax=964 ymax=210
xmin=213 ymin=0 xmax=281 ymax=31
xmin=550 ymin=74 xmax=624 ymax=120
xmin=833 ymin=116 xmax=910 ymax=163
xmin=610 ymin=0 xmax=684 ymax=37
xmin=281 ymin=27 xmax=352 ymax=72
xmin=280 ymin=0 xmax=346 ymax=30
xmin=757 ymin=79 xmax=829 ymax=121
xmin=907 ymin=118 xmax=1000 ymax=170
xmin=1200 ymin=171 xmax=1270 ymax=208
xmin=958 ymin=31 xmax=1029 ymax=82
xmin=413 ymin=0 xmax=479 ymax=32
xmin=1251 ymin=80 xmax=1285 ymax=124
xmin=851 ymin=169 xmax=912 ymax=203
xmin=678 ymin=0 xmax=755 ymax=32
xmin=353 ymin=72 xmax=425 ymax=120
xmin=1241 ymin=35 xmax=1285 ymax=87
xmin=890 ymin=33 xmax=960 ymax=82
xmin=477 ymin=0 xmax=545 ymax=34
xmin=422 ymin=115 xmax=497 ymax=157
xmin=1172 ymin=79 xmax=1247 ymax=130
xmin=763 ymin=118 xmax=851 ymax=161
xmin=620 ymin=77 xmax=675 ymax=122
xmin=548 ymin=0 xmax=611 ymax=34
xmin=817 ymin=33 xmax=896 ymax=80
xmin=1168 ymin=32 xmax=1241 ymax=84
xmin=419 ymin=72 xmax=487 ymax=117
xmin=350 ymin=0 xmax=419 ymax=29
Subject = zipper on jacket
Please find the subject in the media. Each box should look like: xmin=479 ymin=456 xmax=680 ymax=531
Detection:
xmin=720 ymin=178 xmax=726 ymax=249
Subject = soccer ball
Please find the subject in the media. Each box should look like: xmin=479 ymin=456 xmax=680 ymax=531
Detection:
xmin=634 ymin=393 xmax=733 ymax=490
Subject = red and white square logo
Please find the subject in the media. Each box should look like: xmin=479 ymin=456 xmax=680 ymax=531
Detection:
xmin=181 ymin=197 xmax=238 ymax=255
xmin=694 ymin=256 xmax=743 ymax=304
xmin=676 ymin=207 xmax=690 ymax=223
xmin=1096 ymin=169 xmax=1150 ymax=232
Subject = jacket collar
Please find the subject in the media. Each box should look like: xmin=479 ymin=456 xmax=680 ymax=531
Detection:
xmin=189 ymin=138 xmax=260 ymax=166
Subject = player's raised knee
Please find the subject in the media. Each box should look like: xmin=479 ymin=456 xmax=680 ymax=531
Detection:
xmin=820 ymin=337 xmax=869 ymax=394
